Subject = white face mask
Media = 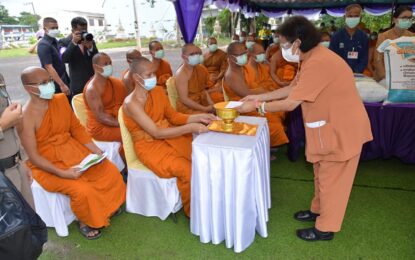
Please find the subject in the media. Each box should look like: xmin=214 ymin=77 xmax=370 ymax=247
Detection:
xmin=281 ymin=42 xmax=300 ymax=63
xmin=47 ymin=29 xmax=60 ymax=38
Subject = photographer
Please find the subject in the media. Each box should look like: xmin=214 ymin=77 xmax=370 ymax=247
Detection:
xmin=59 ymin=17 xmax=98 ymax=96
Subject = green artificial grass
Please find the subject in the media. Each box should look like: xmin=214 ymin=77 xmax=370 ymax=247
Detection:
xmin=40 ymin=148 xmax=415 ymax=259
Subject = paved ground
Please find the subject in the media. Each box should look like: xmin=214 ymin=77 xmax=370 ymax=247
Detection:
xmin=0 ymin=47 xmax=183 ymax=104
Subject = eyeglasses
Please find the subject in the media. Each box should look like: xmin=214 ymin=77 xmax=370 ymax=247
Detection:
xmin=24 ymin=78 xmax=54 ymax=87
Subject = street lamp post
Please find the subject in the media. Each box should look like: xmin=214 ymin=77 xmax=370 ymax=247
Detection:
xmin=132 ymin=0 xmax=142 ymax=51
xmin=24 ymin=2 xmax=36 ymax=15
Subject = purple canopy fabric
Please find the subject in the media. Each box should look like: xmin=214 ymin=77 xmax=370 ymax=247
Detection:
xmin=173 ymin=0 xmax=205 ymax=43
xmin=287 ymin=103 xmax=415 ymax=164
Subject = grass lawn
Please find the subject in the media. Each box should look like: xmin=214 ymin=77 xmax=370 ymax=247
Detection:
xmin=0 ymin=48 xmax=35 ymax=58
xmin=39 ymin=147 xmax=415 ymax=259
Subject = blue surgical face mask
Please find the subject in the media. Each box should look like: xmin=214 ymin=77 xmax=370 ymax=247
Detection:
xmin=234 ymin=53 xmax=248 ymax=66
xmin=208 ymin=44 xmax=218 ymax=52
xmin=246 ymin=41 xmax=255 ymax=49
xmin=273 ymin=37 xmax=279 ymax=44
xmin=398 ymin=18 xmax=412 ymax=30
xmin=345 ymin=17 xmax=360 ymax=29
xmin=155 ymin=49 xmax=165 ymax=59
xmin=38 ymin=81 xmax=55 ymax=99
xmin=255 ymin=53 xmax=266 ymax=63
xmin=188 ymin=54 xmax=201 ymax=66
xmin=320 ymin=41 xmax=330 ymax=48
xmin=101 ymin=65 xmax=113 ymax=78
xmin=138 ymin=75 xmax=157 ymax=91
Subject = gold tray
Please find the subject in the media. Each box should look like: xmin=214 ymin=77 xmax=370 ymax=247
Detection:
xmin=208 ymin=120 xmax=258 ymax=136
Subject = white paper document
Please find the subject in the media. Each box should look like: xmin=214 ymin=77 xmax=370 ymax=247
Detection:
xmin=72 ymin=153 xmax=107 ymax=172
xmin=225 ymin=101 xmax=243 ymax=109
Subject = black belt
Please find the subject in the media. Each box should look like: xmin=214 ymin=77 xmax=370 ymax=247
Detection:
xmin=0 ymin=152 xmax=21 ymax=172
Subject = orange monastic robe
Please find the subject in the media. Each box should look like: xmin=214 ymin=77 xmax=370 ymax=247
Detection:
xmin=273 ymin=49 xmax=298 ymax=82
xmin=223 ymin=79 xmax=289 ymax=147
xmin=83 ymin=77 xmax=127 ymax=142
xmin=203 ymin=49 xmax=227 ymax=103
xmin=123 ymin=86 xmax=192 ymax=216
xmin=266 ymin=43 xmax=280 ymax=62
xmin=176 ymin=64 xmax=212 ymax=114
xmin=244 ymin=62 xmax=281 ymax=91
xmin=155 ymin=59 xmax=173 ymax=88
xmin=29 ymin=94 xmax=126 ymax=228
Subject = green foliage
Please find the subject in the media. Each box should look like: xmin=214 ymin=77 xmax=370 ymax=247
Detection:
xmin=0 ymin=4 xmax=18 ymax=24
xmin=18 ymin=11 xmax=41 ymax=31
xmin=218 ymin=9 xmax=231 ymax=37
xmin=319 ymin=13 xmax=392 ymax=34
xmin=204 ymin=16 xmax=216 ymax=37
xmin=240 ymin=13 xmax=269 ymax=33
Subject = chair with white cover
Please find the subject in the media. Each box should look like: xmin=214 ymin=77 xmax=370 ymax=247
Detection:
xmin=31 ymin=180 xmax=76 ymax=237
xmin=118 ymin=107 xmax=182 ymax=220
xmin=71 ymin=93 xmax=125 ymax=171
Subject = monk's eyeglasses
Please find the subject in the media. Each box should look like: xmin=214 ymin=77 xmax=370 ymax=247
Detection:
xmin=25 ymin=78 xmax=54 ymax=87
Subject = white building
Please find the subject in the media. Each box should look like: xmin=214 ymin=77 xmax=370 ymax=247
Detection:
xmin=39 ymin=10 xmax=107 ymax=39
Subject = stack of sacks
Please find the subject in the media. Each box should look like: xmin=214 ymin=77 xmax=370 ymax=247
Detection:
xmin=377 ymin=36 xmax=415 ymax=103
xmin=354 ymin=74 xmax=388 ymax=103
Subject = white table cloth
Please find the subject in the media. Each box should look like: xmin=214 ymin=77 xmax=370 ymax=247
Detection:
xmin=190 ymin=116 xmax=271 ymax=253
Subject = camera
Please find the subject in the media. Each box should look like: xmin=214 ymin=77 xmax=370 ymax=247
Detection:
xmin=81 ymin=31 xmax=93 ymax=41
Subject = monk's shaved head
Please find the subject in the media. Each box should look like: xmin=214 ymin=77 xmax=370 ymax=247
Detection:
xmin=21 ymin=66 xmax=50 ymax=91
xmin=149 ymin=40 xmax=163 ymax=51
xmin=208 ymin=37 xmax=217 ymax=45
xmin=126 ymin=49 xmax=142 ymax=61
xmin=92 ymin=52 xmax=111 ymax=65
xmin=227 ymin=42 xmax=246 ymax=56
xmin=130 ymin=57 xmax=153 ymax=75
xmin=249 ymin=43 xmax=265 ymax=55
xmin=181 ymin=43 xmax=201 ymax=55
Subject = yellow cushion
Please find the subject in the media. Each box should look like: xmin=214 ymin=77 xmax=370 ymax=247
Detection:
xmin=118 ymin=107 xmax=151 ymax=171
xmin=71 ymin=94 xmax=88 ymax=127
xmin=166 ymin=76 xmax=178 ymax=110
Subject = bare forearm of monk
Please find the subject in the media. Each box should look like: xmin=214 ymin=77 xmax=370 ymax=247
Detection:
xmin=179 ymin=95 xmax=212 ymax=112
xmin=85 ymin=89 xmax=119 ymax=127
xmin=84 ymin=142 xmax=104 ymax=155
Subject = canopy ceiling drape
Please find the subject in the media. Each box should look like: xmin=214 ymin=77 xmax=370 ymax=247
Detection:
xmin=172 ymin=0 xmax=414 ymax=43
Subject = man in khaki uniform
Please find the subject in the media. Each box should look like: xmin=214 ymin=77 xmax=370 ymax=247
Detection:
xmin=0 ymin=73 xmax=35 ymax=209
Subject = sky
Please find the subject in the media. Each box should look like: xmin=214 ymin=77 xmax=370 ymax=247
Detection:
xmin=0 ymin=0 xmax=177 ymax=37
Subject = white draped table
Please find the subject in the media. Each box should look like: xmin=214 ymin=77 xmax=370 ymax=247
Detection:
xmin=190 ymin=116 xmax=271 ymax=253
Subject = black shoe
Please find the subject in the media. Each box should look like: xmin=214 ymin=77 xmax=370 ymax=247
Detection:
xmin=296 ymin=227 xmax=334 ymax=241
xmin=294 ymin=210 xmax=320 ymax=222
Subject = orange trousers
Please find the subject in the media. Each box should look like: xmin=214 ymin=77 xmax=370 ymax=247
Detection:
xmin=310 ymin=154 xmax=360 ymax=232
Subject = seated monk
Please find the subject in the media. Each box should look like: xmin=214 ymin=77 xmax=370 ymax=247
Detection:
xmin=245 ymin=43 xmax=280 ymax=91
xmin=203 ymin=37 xmax=227 ymax=103
xmin=269 ymin=47 xmax=299 ymax=87
xmin=149 ymin=40 xmax=173 ymax=89
xmin=19 ymin=66 xmax=126 ymax=239
xmin=265 ymin=31 xmax=280 ymax=62
xmin=83 ymin=53 xmax=127 ymax=142
xmin=175 ymin=43 xmax=215 ymax=114
xmin=224 ymin=42 xmax=289 ymax=147
xmin=121 ymin=49 xmax=142 ymax=94
xmin=122 ymin=57 xmax=215 ymax=217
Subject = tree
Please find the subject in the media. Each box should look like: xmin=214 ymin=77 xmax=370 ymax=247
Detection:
xmin=18 ymin=12 xmax=41 ymax=31
xmin=0 ymin=5 xmax=18 ymax=24
xmin=218 ymin=9 xmax=231 ymax=37
xmin=320 ymin=12 xmax=392 ymax=33
xmin=204 ymin=16 xmax=216 ymax=37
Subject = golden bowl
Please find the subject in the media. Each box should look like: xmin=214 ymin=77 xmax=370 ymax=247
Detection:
xmin=214 ymin=102 xmax=239 ymax=132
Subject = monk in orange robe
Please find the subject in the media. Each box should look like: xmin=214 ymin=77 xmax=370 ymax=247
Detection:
xmin=245 ymin=43 xmax=281 ymax=91
xmin=122 ymin=57 xmax=215 ymax=217
xmin=224 ymin=42 xmax=289 ymax=147
xmin=270 ymin=47 xmax=299 ymax=87
xmin=266 ymin=32 xmax=280 ymax=62
xmin=149 ymin=40 xmax=173 ymax=89
xmin=84 ymin=53 xmax=127 ymax=142
xmin=121 ymin=49 xmax=142 ymax=94
xmin=19 ymin=67 xmax=126 ymax=239
xmin=203 ymin=37 xmax=227 ymax=103
xmin=175 ymin=43 xmax=215 ymax=114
